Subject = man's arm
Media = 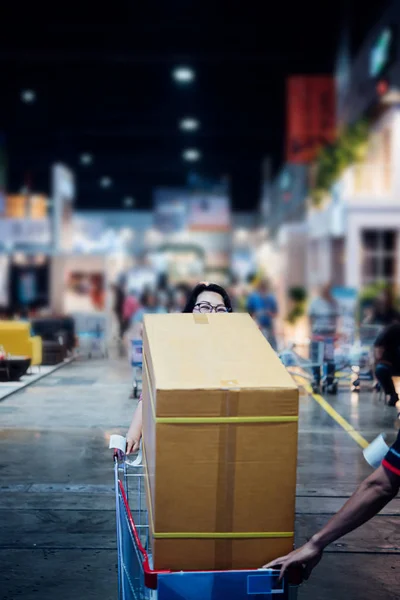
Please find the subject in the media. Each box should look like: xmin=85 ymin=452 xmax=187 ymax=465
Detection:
xmin=310 ymin=465 xmax=398 ymax=548
xmin=264 ymin=463 xmax=400 ymax=580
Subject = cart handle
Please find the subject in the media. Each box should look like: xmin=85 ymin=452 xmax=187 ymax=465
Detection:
xmin=118 ymin=477 xmax=171 ymax=589
xmin=110 ymin=433 xmax=143 ymax=466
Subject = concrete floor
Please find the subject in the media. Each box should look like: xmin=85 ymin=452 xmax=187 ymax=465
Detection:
xmin=0 ymin=358 xmax=399 ymax=599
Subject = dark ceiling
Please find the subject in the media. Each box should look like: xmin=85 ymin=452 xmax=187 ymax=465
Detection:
xmin=0 ymin=0 xmax=388 ymax=211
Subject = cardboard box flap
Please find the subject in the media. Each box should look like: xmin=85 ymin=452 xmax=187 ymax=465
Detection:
xmin=143 ymin=313 xmax=297 ymax=393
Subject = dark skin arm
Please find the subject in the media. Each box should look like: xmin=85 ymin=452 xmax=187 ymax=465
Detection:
xmin=374 ymin=345 xmax=392 ymax=367
xmin=264 ymin=466 xmax=400 ymax=580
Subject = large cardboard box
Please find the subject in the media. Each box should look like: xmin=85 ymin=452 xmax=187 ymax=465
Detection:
xmin=142 ymin=313 xmax=298 ymax=571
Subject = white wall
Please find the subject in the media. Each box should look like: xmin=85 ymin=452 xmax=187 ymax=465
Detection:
xmin=307 ymin=237 xmax=333 ymax=290
xmin=275 ymin=223 xmax=308 ymax=320
xmin=277 ymin=223 xmax=307 ymax=289
xmin=343 ymin=108 xmax=400 ymax=204
xmin=345 ymin=206 xmax=400 ymax=288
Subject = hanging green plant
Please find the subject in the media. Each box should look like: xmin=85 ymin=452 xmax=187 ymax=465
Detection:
xmin=311 ymin=118 xmax=370 ymax=205
xmin=288 ymin=286 xmax=307 ymax=303
xmin=286 ymin=287 xmax=307 ymax=324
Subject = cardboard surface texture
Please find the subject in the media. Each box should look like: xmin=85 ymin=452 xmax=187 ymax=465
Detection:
xmin=142 ymin=313 xmax=299 ymax=571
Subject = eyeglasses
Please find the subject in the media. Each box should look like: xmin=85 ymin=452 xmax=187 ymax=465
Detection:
xmin=193 ymin=301 xmax=228 ymax=314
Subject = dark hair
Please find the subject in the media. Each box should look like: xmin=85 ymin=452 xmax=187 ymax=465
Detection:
xmin=182 ymin=283 xmax=233 ymax=313
xmin=140 ymin=289 xmax=156 ymax=308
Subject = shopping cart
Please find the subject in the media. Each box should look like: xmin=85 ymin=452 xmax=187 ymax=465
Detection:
xmin=130 ymin=338 xmax=143 ymax=399
xmin=280 ymin=340 xmax=325 ymax=392
xmin=260 ymin=327 xmax=278 ymax=352
xmin=350 ymin=324 xmax=383 ymax=392
xmin=113 ymin=448 xmax=301 ymax=600
xmin=307 ymin=314 xmax=340 ymax=394
xmin=73 ymin=312 xmax=108 ymax=359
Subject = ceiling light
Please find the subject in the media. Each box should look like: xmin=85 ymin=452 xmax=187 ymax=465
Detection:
xmin=100 ymin=176 xmax=112 ymax=188
xmin=172 ymin=66 xmax=195 ymax=84
xmin=183 ymin=149 xmax=201 ymax=162
xmin=21 ymin=89 xmax=36 ymax=104
xmin=179 ymin=118 xmax=200 ymax=132
xmin=123 ymin=196 xmax=135 ymax=208
xmin=80 ymin=153 xmax=93 ymax=166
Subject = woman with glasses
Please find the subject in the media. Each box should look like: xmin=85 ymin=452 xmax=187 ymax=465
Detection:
xmin=126 ymin=282 xmax=232 ymax=454
xmin=183 ymin=282 xmax=232 ymax=315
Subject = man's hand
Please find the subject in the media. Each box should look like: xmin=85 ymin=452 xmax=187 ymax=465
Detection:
xmin=263 ymin=539 xmax=323 ymax=581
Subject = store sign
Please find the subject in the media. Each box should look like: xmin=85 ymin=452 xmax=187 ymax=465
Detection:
xmin=370 ymin=28 xmax=394 ymax=78
xmin=0 ymin=218 xmax=51 ymax=248
xmin=286 ymin=76 xmax=336 ymax=163
xmin=154 ymin=188 xmax=188 ymax=233
xmin=188 ymin=194 xmax=231 ymax=231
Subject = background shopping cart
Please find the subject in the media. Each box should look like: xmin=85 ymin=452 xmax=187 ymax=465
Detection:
xmin=73 ymin=312 xmax=109 ymax=359
xmin=280 ymin=340 xmax=325 ymax=392
xmin=130 ymin=338 xmax=143 ymax=399
xmin=113 ymin=448 xmax=301 ymax=600
xmin=350 ymin=324 xmax=383 ymax=392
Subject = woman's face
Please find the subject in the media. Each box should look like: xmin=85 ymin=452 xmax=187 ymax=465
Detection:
xmin=193 ymin=290 xmax=227 ymax=314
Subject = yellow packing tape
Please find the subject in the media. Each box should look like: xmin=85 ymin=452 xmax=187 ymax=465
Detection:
xmin=156 ymin=415 xmax=298 ymax=424
xmin=153 ymin=532 xmax=294 ymax=540
xmin=142 ymin=439 xmax=294 ymax=541
xmin=142 ymin=354 xmax=298 ymax=425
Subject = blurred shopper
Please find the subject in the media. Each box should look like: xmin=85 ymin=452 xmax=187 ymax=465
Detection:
xmin=247 ymin=279 xmax=278 ymax=349
xmin=126 ymin=282 xmax=233 ymax=453
xmin=132 ymin=289 xmax=167 ymax=335
xmin=228 ymin=276 xmax=246 ymax=313
xmin=309 ymin=284 xmax=339 ymax=393
xmin=122 ymin=290 xmax=140 ymax=335
xmin=360 ymin=287 xmax=399 ymax=392
xmin=170 ymin=288 xmax=189 ymax=313
xmin=264 ymin=431 xmax=400 ymax=580
xmin=366 ymin=286 xmax=400 ymax=327
xmin=89 ymin=275 xmax=105 ymax=311
xmin=374 ymin=323 xmax=400 ymax=407
xmin=127 ymin=289 xmax=167 ymax=399
xmin=157 ymin=290 xmax=170 ymax=313
xmin=111 ymin=283 xmax=125 ymax=339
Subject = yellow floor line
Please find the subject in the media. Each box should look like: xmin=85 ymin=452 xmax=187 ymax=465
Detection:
xmin=309 ymin=389 xmax=369 ymax=449
xmin=293 ymin=374 xmax=369 ymax=449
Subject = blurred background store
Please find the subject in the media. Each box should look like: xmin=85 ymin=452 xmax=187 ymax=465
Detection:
xmin=1 ymin=3 xmax=400 ymax=600
xmin=0 ymin=0 xmax=398 ymax=348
